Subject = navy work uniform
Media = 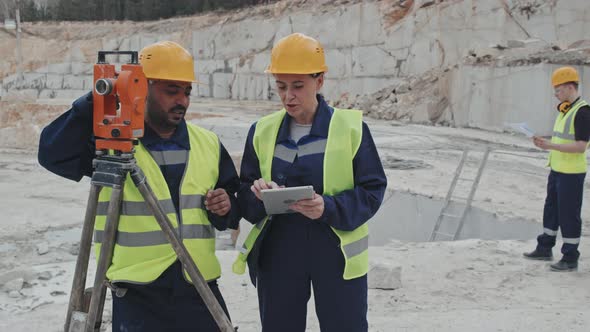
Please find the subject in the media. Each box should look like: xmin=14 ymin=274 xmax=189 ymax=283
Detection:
xmin=38 ymin=92 xmax=240 ymax=331
xmin=237 ymin=94 xmax=387 ymax=332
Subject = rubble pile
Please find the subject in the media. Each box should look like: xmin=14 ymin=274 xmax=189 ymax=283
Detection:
xmin=334 ymin=68 xmax=453 ymax=125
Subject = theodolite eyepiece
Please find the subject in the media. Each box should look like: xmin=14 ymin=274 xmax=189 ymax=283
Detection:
xmin=95 ymin=78 xmax=114 ymax=96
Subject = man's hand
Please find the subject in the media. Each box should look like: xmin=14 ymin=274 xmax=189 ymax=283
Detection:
xmin=250 ymin=178 xmax=280 ymax=201
xmin=533 ymin=136 xmax=553 ymax=150
xmin=205 ymin=189 xmax=231 ymax=217
xmin=289 ymin=193 xmax=325 ymax=220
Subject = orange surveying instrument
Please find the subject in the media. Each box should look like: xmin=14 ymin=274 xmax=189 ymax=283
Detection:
xmin=92 ymin=51 xmax=147 ymax=153
xmin=64 ymin=52 xmax=235 ymax=332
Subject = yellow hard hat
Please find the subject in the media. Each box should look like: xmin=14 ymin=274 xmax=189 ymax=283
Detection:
xmin=139 ymin=41 xmax=197 ymax=83
xmin=266 ymin=33 xmax=328 ymax=74
xmin=551 ymin=66 xmax=579 ymax=87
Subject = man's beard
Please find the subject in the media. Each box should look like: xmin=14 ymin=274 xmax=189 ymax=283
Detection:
xmin=146 ymin=100 xmax=186 ymax=130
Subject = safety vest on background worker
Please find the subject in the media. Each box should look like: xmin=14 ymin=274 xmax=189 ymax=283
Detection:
xmin=94 ymin=123 xmax=222 ymax=283
xmin=549 ymin=99 xmax=589 ymax=174
xmin=233 ymin=108 xmax=370 ymax=280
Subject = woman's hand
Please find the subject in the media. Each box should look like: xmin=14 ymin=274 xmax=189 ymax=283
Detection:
xmin=289 ymin=193 xmax=324 ymax=220
xmin=250 ymin=178 xmax=280 ymax=201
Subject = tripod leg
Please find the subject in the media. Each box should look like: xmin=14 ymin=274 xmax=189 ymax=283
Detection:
xmin=133 ymin=173 xmax=235 ymax=332
xmin=65 ymin=184 xmax=101 ymax=332
xmin=85 ymin=186 xmax=124 ymax=332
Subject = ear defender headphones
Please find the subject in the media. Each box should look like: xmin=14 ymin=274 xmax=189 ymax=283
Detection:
xmin=557 ymin=101 xmax=572 ymax=113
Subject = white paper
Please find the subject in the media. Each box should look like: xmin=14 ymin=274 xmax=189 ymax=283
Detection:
xmin=506 ymin=122 xmax=535 ymax=138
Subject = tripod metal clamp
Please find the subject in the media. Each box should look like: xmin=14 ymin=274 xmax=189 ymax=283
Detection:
xmin=104 ymin=281 xmax=127 ymax=298
xmin=130 ymin=164 xmax=147 ymax=187
xmin=91 ymin=154 xmax=137 ymax=189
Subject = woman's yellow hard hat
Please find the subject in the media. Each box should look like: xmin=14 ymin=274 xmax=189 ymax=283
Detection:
xmin=266 ymin=33 xmax=328 ymax=74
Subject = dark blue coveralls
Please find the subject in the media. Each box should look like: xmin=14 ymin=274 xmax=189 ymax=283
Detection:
xmin=238 ymin=95 xmax=387 ymax=332
xmin=38 ymin=92 xmax=241 ymax=331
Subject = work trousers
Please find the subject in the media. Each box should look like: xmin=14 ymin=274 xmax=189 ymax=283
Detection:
xmin=111 ymin=261 xmax=230 ymax=332
xmin=537 ymin=170 xmax=586 ymax=262
xmin=256 ymin=218 xmax=368 ymax=332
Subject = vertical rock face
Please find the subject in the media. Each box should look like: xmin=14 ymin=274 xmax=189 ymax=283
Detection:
xmin=1 ymin=0 xmax=589 ymax=130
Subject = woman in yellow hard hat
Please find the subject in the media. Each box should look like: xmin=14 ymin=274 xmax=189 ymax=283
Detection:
xmin=234 ymin=33 xmax=387 ymax=331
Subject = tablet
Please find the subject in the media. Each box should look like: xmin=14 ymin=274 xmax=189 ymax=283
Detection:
xmin=260 ymin=185 xmax=314 ymax=215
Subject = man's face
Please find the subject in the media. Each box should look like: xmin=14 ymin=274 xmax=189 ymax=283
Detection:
xmin=554 ymin=84 xmax=573 ymax=103
xmin=146 ymin=80 xmax=192 ymax=129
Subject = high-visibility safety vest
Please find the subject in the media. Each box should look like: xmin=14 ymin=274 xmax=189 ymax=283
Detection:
xmin=94 ymin=123 xmax=221 ymax=283
xmin=233 ymin=108 xmax=370 ymax=280
xmin=548 ymin=99 xmax=589 ymax=174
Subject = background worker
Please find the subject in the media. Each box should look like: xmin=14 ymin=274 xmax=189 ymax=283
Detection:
xmin=524 ymin=66 xmax=590 ymax=272
xmin=38 ymin=41 xmax=240 ymax=331
xmin=233 ymin=33 xmax=387 ymax=331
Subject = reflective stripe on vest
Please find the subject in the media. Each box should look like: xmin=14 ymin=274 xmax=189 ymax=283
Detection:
xmin=233 ymin=108 xmax=367 ymax=280
xmin=548 ymin=99 xmax=589 ymax=174
xmin=94 ymin=224 xmax=215 ymax=246
xmin=150 ymin=150 xmax=188 ymax=166
xmin=273 ymin=139 xmax=327 ymax=163
xmin=94 ymin=123 xmax=222 ymax=284
xmin=95 ymin=194 xmax=204 ymax=216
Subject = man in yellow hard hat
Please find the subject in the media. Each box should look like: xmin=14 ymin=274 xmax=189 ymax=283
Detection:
xmin=524 ymin=66 xmax=590 ymax=272
xmin=38 ymin=41 xmax=240 ymax=330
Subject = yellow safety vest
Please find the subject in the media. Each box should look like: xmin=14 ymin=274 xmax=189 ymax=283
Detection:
xmin=233 ymin=108 xmax=369 ymax=280
xmin=94 ymin=123 xmax=222 ymax=283
xmin=548 ymin=99 xmax=589 ymax=174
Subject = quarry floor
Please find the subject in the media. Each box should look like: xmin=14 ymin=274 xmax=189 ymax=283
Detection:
xmin=1 ymin=98 xmax=589 ymax=331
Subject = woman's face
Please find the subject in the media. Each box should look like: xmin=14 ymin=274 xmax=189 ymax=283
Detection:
xmin=274 ymin=73 xmax=324 ymax=124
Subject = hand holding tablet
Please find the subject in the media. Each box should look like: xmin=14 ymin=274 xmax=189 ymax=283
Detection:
xmin=260 ymin=185 xmax=315 ymax=215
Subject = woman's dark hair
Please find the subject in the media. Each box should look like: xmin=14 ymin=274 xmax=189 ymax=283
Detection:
xmin=310 ymin=72 xmax=323 ymax=78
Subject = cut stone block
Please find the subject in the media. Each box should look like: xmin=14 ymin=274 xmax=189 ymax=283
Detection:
xmin=3 ymin=278 xmax=24 ymax=292
xmin=45 ymin=74 xmax=64 ymax=89
xmin=63 ymin=75 xmax=85 ymax=90
xmin=368 ymin=261 xmax=402 ymax=290
xmin=71 ymin=62 xmax=92 ymax=75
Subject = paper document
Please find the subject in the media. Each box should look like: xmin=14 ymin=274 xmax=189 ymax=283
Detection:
xmin=506 ymin=122 xmax=536 ymax=138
